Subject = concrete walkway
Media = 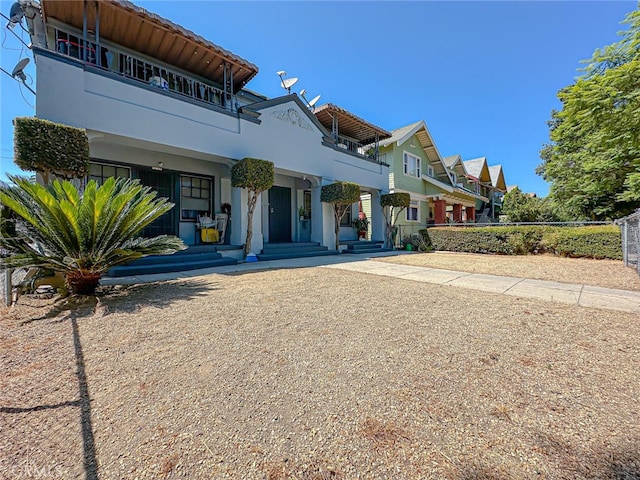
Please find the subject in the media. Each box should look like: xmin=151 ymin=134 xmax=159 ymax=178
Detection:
xmin=101 ymin=252 xmax=640 ymax=314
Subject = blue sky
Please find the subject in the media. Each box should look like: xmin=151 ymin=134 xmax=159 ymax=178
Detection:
xmin=0 ymin=1 xmax=637 ymax=196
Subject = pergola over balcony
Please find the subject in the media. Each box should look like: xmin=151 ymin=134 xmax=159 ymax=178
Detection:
xmin=40 ymin=0 xmax=258 ymax=94
xmin=313 ymin=104 xmax=391 ymax=162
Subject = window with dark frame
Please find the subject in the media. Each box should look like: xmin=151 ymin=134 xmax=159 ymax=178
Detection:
xmin=180 ymin=175 xmax=212 ymax=221
xmin=406 ymin=200 xmax=419 ymax=222
xmin=89 ymin=162 xmax=130 ymax=186
xmin=340 ymin=204 xmax=353 ymax=226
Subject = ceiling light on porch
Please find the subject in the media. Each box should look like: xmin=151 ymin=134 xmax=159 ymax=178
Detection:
xmin=152 ymin=161 xmax=164 ymax=171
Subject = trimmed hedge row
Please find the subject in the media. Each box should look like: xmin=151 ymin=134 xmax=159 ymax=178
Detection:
xmin=420 ymin=225 xmax=622 ymax=260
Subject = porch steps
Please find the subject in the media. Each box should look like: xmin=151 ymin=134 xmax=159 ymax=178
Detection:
xmin=341 ymin=240 xmax=390 ymax=255
xmin=256 ymin=242 xmax=339 ymax=262
xmin=106 ymin=245 xmax=237 ymax=277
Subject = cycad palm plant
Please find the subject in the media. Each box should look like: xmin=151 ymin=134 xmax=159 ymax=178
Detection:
xmin=0 ymin=175 xmax=185 ymax=295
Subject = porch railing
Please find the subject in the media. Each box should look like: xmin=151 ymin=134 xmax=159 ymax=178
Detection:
xmin=53 ymin=27 xmax=237 ymax=112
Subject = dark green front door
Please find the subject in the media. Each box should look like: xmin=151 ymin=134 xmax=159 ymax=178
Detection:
xmin=138 ymin=169 xmax=176 ymax=237
xmin=268 ymin=186 xmax=291 ymax=243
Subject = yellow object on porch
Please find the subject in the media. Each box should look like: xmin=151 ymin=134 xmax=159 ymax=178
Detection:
xmin=201 ymin=228 xmax=219 ymax=243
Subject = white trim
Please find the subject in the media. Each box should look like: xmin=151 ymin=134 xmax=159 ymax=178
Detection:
xmin=402 ymin=150 xmax=421 ymax=178
xmin=405 ymin=199 xmax=420 ymax=222
xmin=425 ymin=164 xmax=434 ymax=177
xmin=421 ymin=174 xmax=453 ymax=192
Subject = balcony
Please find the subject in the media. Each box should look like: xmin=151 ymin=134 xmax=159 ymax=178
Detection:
xmin=335 ymin=135 xmax=378 ymax=160
xmin=52 ymin=27 xmax=238 ymax=112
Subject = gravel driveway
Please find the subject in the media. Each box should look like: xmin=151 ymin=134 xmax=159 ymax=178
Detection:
xmin=1 ymin=262 xmax=639 ymax=479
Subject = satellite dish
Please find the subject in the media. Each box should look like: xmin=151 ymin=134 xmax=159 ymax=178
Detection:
xmin=5 ymin=57 xmax=35 ymax=95
xmin=276 ymin=70 xmax=298 ymax=94
xmin=12 ymin=58 xmax=30 ymax=81
xmin=300 ymin=89 xmax=321 ymax=110
xmin=281 ymin=77 xmax=298 ymax=90
xmin=9 ymin=2 xmax=23 ymax=24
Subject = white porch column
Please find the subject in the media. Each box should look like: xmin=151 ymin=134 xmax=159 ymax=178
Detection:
xmin=370 ymin=190 xmax=385 ymax=243
xmin=310 ymin=185 xmax=324 ymax=246
xmin=230 ymin=187 xmax=244 ymax=246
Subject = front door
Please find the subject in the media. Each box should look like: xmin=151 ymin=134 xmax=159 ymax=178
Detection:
xmin=138 ymin=169 xmax=176 ymax=237
xmin=268 ymin=186 xmax=292 ymax=243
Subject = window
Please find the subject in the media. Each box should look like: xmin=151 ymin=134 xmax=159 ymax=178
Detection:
xmin=425 ymin=164 xmax=434 ymax=177
xmin=181 ymin=175 xmax=212 ymax=221
xmin=340 ymin=204 xmax=353 ymax=226
xmin=451 ymin=172 xmax=457 ymax=184
xmin=406 ymin=200 xmax=419 ymax=222
xmin=303 ymin=191 xmax=312 ymax=220
xmin=89 ymin=162 xmax=130 ymax=186
xmin=403 ymin=152 xmax=421 ymax=178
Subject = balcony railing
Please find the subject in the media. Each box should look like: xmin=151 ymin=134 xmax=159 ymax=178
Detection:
xmin=335 ymin=135 xmax=379 ymax=161
xmin=52 ymin=27 xmax=237 ymax=112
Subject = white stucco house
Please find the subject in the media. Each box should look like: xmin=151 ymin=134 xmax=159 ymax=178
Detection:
xmin=20 ymin=0 xmax=391 ymax=262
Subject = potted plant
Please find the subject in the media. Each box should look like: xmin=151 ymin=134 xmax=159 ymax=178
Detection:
xmin=352 ymin=216 xmax=369 ymax=239
xmin=298 ymin=206 xmax=307 ymax=221
xmin=401 ymin=234 xmax=415 ymax=251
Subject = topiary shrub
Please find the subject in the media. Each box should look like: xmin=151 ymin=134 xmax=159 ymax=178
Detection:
xmin=321 ymin=181 xmax=361 ymax=250
xmin=14 ymin=117 xmax=90 ymax=184
xmin=544 ymin=225 xmax=622 ymax=259
xmin=231 ymin=158 xmax=274 ymax=256
xmin=380 ymin=192 xmax=410 ymax=248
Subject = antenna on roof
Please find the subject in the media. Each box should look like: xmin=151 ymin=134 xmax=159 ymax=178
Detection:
xmin=276 ymin=70 xmax=298 ymax=94
xmin=300 ymin=89 xmax=321 ymax=110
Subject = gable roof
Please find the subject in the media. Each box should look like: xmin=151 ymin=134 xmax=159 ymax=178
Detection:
xmin=241 ymin=94 xmax=332 ymax=135
xmin=463 ymin=157 xmax=491 ymax=183
xmin=443 ymin=154 xmax=462 ymax=168
xmin=313 ymin=104 xmax=391 ymax=145
xmin=382 ymin=121 xmax=451 ymax=180
xmin=489 ymin=165 xmax=507 ymax=191
xmin=41 ymin=0 xmax=258 ymax=93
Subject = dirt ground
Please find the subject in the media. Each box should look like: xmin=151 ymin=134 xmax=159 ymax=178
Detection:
xmin=1 ymin=262 xmax=639 ymax=479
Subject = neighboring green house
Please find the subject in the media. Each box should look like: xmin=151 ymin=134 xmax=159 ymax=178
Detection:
xmin=368 ymin=121 xmax=486 ymax=231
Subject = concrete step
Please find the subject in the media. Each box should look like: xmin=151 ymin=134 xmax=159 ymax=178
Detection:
xmin=342 ymin=247 xmax=392 ymax=254
xmin=124 ymin=251 xmax=224 ymax=266
xmin=262 ymin=242 xmax=321 ymax=250
xmin=256 ymin=250 xmax=339 ymax=262
xmin=260 ymin=245 xmax=329 ymax=254
xmin=345 ymin=241 xmax=385 ymax=251
xmin=107 ymin=257 xmax=237 ymax=277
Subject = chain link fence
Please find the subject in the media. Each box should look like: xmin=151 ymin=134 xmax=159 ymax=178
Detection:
xmin=616 ymin=209 xmax=640 ymax=277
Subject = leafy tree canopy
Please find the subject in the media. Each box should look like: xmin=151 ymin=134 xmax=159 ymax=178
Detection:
xmin=537 ymin=8 xmax=640 ymax=220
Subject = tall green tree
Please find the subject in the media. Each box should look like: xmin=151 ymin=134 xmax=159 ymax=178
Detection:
xmin=537 ymin=8 xmax=640 ymax=220
xmin=0 ymin=176 xmax=185 ymax=295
